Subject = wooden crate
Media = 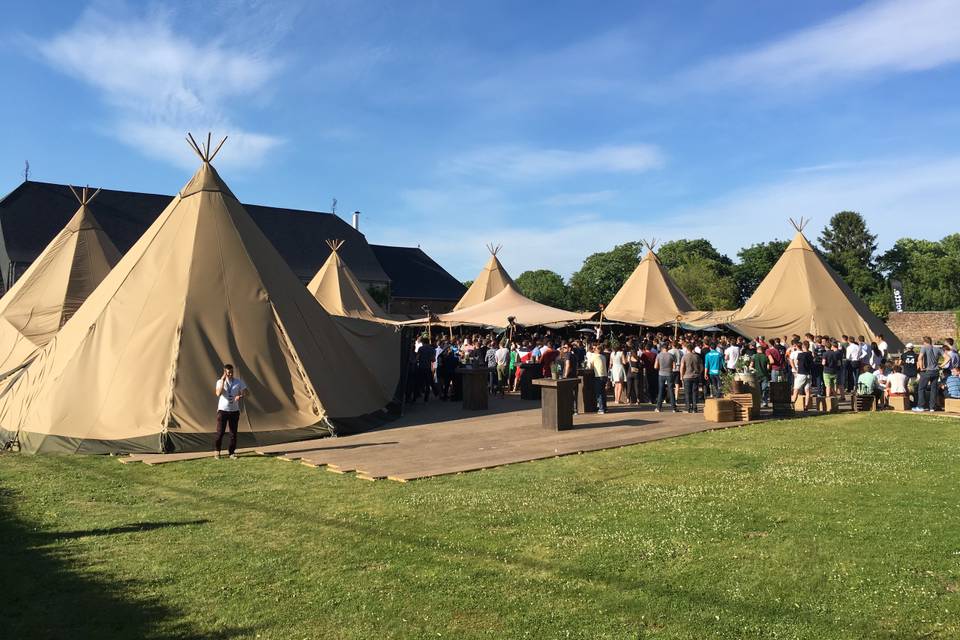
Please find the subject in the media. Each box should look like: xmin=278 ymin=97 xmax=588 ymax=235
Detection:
xmin=823 ymin=396 xmax=840 ymax=413
xmin=728 ymin=393 xmax=758 ymax=420
xmin=888 ymin=395 xmax=909 ymax=412
xmin=945 ymin=398 xmax=960 ymax=414
xmin=704 ymin=398 xmax=737 ymax=423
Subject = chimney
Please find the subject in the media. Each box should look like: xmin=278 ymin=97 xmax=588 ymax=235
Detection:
xmin=352 ymin=210 xmax=360 ymax=230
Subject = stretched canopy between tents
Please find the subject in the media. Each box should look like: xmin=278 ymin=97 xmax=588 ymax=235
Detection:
xmin=422 ymin=284 xmax=591 ymax=328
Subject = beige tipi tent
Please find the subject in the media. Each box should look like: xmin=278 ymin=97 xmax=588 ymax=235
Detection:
xmin=603 ymin=240 xmax=695 ymax=326
xmin=720 ymin=219 xmax=903 ymax=350
xmin=0 ymin=186 xmax=120 ymax=376
xmin=453 ymin=244 xmax=516 ymax=310
xmin=0 ymin=135 xmax=397 ymax=454
xmin=308 ymin=239 xmax=393 ymax=323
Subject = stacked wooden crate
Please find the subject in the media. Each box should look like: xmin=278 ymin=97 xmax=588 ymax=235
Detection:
xmin=703 ymin=398 xmax=737 ymax=422
xmin=727 ymin=393 xmax=757 ymax=421
xmin=769 ymin=381 xmax=793 ymax=417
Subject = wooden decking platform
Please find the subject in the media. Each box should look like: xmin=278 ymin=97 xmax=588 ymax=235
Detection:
xmin=121 ymin=396 xmax=755 ymax=480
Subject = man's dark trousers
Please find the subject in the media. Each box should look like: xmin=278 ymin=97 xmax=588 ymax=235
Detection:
xmin=215 ymin=410 xmax=240 ymax=454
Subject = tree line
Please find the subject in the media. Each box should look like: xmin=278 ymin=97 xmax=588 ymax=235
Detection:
xmin=486 ymin=212 xmax=959 ymax=318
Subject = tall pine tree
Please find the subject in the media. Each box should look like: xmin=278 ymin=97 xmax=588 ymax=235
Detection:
xmin=817 ymin=211 xmax=883 ymax=300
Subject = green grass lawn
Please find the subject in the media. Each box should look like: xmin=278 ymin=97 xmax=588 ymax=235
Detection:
xmin=2 ymin=413 xmax=959 ymax=639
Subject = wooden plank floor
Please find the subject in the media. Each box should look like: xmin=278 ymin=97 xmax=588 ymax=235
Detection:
xmin=259 ymin=397 xmax=751 ymax=481
xmin=120 ymin=396 xmax=752 ymax=473
xmin=115 ymin=396 xmax=959 ymax=476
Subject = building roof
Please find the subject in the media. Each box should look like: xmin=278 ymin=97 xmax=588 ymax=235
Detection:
xmin=0 ymin=180 xmax=390 ymax=284
xmin=370 ymin=244 xmax=465 ymax=301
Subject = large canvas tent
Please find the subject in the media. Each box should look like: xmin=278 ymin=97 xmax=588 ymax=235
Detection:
xmin=308 ymin=239 xmax=394 ymax=323
xmin=0 ymin=136 xmax=397 ymax=454
xmin=453 ymin=244 xmax=516 ymax=310
xmin=431 ymin=284 xmax=590 ymax=328
xmin=603 ymin=240 xmax=695 ymax=326
xmin=695 ymin=220 xmax=903 ymax=350
xmin=0 ymin=186 xmax=120 ymax=376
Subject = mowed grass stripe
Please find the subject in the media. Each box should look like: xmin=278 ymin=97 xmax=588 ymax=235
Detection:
xmin=0 ymin=412 xmax=958 ymax=639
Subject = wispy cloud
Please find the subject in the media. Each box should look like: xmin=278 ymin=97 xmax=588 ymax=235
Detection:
xmin=541 ymin=190 xmax=619 ymax=207
xmin=446 ymin=144 xmax=663 ymax=181
xmin=31 ymin=3 xmax=290 ymax=169
xmin=372 ymin=155 xmax=960 ymax=281
xmin=685 ymin=0 xmax=960 ymax=91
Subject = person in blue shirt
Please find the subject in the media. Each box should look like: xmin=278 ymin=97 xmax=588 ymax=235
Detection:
xmin=703 ymin=343 xmax=724 ymax=398
xmin=945 ymin=367 xmax=960 ymax=400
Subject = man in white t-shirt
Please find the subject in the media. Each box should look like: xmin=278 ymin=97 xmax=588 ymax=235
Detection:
xmin=214 ymin=364 xmax=248 ymax=459
xmin=723 ymin=343 xmax=740 ymax=373
xmin=876 ymin=334 xmax=889 ymax=358
xmin=494 ymin=341 xmax=510 ymax=396
xmin=886 ymin=364 xmax=908 ymax=403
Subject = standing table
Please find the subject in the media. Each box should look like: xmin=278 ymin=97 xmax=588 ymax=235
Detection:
xmin=519 ymin=362 xmax=543 ymax=400
xmin=456 ymin=367 xmax=493 ymax=410
xmin=533 ymin=378 xmax=581 ymax=430
xmin=576 ymin=367 xmax=597 ymax=413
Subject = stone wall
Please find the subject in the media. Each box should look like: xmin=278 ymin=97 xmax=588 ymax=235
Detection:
xmin=886 ymin=311 xmax=958 ymax=344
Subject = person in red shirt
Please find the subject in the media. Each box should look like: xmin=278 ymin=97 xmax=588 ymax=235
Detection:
xmin=540 ymin=341 xmax=559 ymax=377
xmin=765 ymin=340 xmax=783 ymax=382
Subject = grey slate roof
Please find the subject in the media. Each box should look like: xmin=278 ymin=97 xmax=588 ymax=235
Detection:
xmin=371 ymin=244 xmax=466 ymax=301
xmin=0 ymin=181 xmax=389 ymax=284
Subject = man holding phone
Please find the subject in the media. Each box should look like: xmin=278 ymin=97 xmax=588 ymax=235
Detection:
xmin=214 ymin=363 xmax=247 ymax=459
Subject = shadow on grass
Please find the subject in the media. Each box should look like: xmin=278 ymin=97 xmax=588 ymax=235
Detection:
xmin=45 ymin=519 xmax=209 ymax=541
xmin=0 ymin=489 xmax=245 ymax=640
xmin=71 ymin=458 xmax=888 ymax=636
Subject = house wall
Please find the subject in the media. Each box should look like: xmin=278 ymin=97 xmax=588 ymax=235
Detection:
xmin=886 ymin=311 xmax=958 ymax=344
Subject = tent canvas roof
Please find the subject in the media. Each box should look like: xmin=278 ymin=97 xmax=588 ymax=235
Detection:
xmin=430 ymin=284 xmax=590 ymax=328
xmin=0 ymin=190 xmax=120 ymax=375
xmin=453 ymin=248 xmax=516 ymax=310
xmin=0 ymin=153 xmax=397 ymax=454
xmin=602 ymin=246 xmax=695 ymax=326
xmin=308 ymin=241 xmax=393 ymax=323
xmin=720 ymin=231 xmax=903 ymax=350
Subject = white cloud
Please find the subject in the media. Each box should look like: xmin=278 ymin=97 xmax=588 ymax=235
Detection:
xmin=447 ymin=144 xmax=663 ymax=180
xmin=32 ymin=4 xmax=287 ymax=169
xmin=686 ymin=0 xmax=960 ymax=90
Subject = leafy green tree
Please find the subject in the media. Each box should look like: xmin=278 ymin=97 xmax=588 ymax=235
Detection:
xmin=877 ymin=235 xmax=960 ymax=311
xmin=568 ymin=242 xmax=643 ymax=311
xmin=734 ymin=240 xmax=788 ymax=303
xmin=515 ymin=269 xmax=570 ymax=309
xmin=657 ymin=239 xmax=734 ymax=275
xmin=669 ymin=255 xmax=739 ymax=311
xmin=817 ymin=212 xmax=883 ymax=299
xmin=366 ymin=285 xmax=389 ymax=307
xmin=462 ymin=280 xmax=474 ymax=289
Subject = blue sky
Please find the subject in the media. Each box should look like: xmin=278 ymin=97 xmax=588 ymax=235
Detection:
xmin=1 ymin=0 xmax=958 ymax=280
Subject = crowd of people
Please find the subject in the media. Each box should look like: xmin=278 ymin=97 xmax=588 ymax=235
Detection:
xmin=405 ymin=327 xmax=960 ymax=414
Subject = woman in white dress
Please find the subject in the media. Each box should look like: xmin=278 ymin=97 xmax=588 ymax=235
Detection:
xmin=610 ymin=347 xmax=628 ymax=404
